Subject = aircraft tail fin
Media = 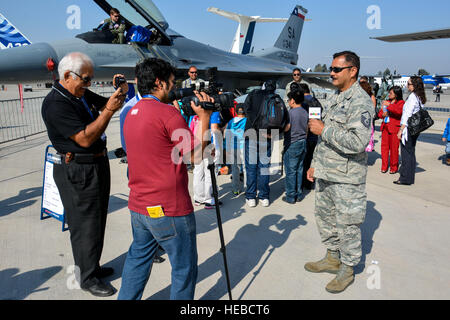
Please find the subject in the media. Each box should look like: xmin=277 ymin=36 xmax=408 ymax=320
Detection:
xmin=208 ymin=7 xmax=287 ymax=55
xmin=274 ymin=6 xmax=307 ymax=53
xmin=0 ymin=13 xmax=31 ymax=50
xmin=250 ymin=5 xmax=307 ymax=65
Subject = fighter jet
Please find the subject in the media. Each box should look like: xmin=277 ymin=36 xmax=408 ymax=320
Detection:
xmin=0 ymin=0 xmax=330 ymax=90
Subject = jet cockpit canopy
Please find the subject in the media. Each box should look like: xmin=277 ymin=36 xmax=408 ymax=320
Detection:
xmin=77 ymin=0 xmax=171 ymax=45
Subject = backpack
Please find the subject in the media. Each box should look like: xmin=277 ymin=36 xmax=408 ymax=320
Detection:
xmin=125 ymin=26 xmax=153 ymax=43
xmin=303 ymin=96 xmax=322 ymax=113
xmin=253 ymin=93 xmax=287 ymax=130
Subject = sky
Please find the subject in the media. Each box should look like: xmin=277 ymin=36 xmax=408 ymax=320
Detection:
xmin=1 ymin=0 xmax=450 ymax=75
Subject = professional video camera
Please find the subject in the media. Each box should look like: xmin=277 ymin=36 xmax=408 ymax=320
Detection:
xmin=168 ymin=67 xmax=235 ymax=116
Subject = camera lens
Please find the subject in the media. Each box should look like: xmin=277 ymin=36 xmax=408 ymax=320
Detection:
xmin=168 ymin=88 xmax=195 ymax=101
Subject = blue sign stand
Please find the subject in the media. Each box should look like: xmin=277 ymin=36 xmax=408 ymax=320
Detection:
xmin=40 ymin=145 xmax=68 ymax=232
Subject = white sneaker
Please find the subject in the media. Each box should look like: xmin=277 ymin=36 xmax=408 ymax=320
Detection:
xmin=246 ymin=199 xmax=256 ymax=207
xmin=260 ymin=199 xmax=270 ymax=207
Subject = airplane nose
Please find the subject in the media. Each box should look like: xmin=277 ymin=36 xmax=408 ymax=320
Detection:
xmin=0 ymin=42 xmax=58 ymax=83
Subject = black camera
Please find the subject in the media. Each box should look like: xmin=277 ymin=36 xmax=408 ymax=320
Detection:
xmin=114 ymin=76 xmax=127 ymax=89
xmin=169 ymin=67 xmax=235 ymax=117
xmin=180 ymin=92 xmax=235 ymax=117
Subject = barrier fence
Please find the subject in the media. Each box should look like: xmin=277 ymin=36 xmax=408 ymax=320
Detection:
xmin=0 ymin=88 xmax=115 ymax=144
xmin=1 ymin=87 xmax=448 ymax=145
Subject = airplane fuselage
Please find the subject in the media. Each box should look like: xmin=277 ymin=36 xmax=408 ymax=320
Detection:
xmin=0 ymin=36 xmax=295 ymax=90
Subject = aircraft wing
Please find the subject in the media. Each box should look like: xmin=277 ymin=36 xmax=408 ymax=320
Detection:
xmin=98 ymin=62 xmax=142 ymax=68
xmin=371 ymin=28 xmax=450 ymax=42
xmin=301 ymin=71 xmax=330 ymax=78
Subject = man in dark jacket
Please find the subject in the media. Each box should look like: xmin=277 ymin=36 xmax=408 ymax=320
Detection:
xmin=42 ymin=52 xmax=127 ymax=297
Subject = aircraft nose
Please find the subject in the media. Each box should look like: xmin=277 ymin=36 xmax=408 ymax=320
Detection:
xmin=0 ymin=43 xmax=58 ymax=83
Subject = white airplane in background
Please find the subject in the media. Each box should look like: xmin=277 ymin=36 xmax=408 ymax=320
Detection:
xmin=374 ymin=74 xmax=450 ymax=90
xmin=208 ymin=7 xmax=295 ymax=54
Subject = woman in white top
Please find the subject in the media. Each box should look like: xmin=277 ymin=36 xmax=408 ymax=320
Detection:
xmin=394 ymin=76 xmax=426 ymax=185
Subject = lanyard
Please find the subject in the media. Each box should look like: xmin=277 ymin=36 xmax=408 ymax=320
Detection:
xmin=52 ymin=85 xmax=96 ymax=120
xmin=81 ymin=97 xmax=95 ymax=120
xmin=81 ymin=97 xmax=107 ymax=141
xmin=141 ymin=94 xmax=160 ymax=102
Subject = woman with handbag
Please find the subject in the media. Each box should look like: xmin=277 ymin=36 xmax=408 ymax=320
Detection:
xmin=378 ymin=86 xmax=404 ymax=174
xmin=395 ymin=76 xmax=427 ymax=185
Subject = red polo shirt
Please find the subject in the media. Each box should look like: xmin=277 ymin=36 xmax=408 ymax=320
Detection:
xmin=124 ymin=98 xmax=197 ymax=217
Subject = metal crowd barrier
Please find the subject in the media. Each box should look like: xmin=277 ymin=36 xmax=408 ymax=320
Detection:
xmin=424 ymin=107 xmax=450 ymax=113
xmin=0 ymin=87 xmax=115 ymax=144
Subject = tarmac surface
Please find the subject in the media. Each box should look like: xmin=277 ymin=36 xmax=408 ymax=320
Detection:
xmin=0 ymin=89 xmax=449 ymax=300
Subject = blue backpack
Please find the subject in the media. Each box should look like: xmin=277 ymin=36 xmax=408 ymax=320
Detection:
xmin=126 ymin=26 xmax=152 ymax=43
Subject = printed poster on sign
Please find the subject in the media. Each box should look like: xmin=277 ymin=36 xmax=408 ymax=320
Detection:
xmin=42 ymin=157 xmax=64 ymax=217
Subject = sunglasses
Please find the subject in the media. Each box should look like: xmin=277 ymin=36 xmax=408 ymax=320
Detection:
xmin=71 ymin=71 xmax=92 ymax=83
xmin=189 ymin=71 xmax=197 ymax=74
xmin=329 ymin=66 xmax=354 ymax=73
xmin=293 ymin=73 xmax=301 ymax=76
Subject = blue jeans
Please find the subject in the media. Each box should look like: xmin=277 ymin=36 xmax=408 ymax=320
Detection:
xmin=118 ymin=211 xmax=197 ymax=300
xmin=231 ymin=148 xmax=244 ymax=192
xmin=284 ymin=139 xmax=306 ymax=202
xmin=245 ymin=138 xmax=272 ymax=200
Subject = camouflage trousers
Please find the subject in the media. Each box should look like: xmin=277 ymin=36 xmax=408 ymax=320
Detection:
xmin=314 ymin=179 xmax=367 ymax=266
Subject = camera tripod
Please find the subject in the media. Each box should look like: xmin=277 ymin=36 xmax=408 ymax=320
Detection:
xmin=207 ymin=161 xmax=233 ymax=300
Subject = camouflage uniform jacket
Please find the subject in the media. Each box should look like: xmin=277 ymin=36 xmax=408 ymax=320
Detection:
xmin=311 ymin=81 xmax=374 ymax=184
xmin=102 ymin=18 xmax=126 ymax=34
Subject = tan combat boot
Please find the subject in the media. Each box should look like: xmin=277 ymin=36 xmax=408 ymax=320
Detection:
xmin=304 ymin=250 xmax=341 ymax=274
xmin=325 ymin=263 xmax=354 ymax=294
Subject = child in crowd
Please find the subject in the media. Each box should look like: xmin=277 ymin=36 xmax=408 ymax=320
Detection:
xmin=443 ymin=117 xmax=450 ymax=165
xmin=224 ymin=104 xmax=247 ymax=195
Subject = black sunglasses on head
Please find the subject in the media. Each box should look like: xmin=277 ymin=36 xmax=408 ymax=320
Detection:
xmin=71 ymin=71 xmax=92 ymax=83
xmin=329 ymin=66 xmax=354 ymax=73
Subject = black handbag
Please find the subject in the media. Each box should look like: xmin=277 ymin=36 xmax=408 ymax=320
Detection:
xmin=407 ymin=99 xmax=434 ymax=136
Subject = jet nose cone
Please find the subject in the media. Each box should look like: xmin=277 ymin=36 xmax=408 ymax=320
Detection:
xmin=0 ymin=43 xmax=58 ymax=83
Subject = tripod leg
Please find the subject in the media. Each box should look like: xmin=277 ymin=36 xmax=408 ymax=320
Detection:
xmin=208 ymin=162 xmax=233 ymax=300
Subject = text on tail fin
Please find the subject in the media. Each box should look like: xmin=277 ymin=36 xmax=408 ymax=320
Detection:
xmin=0 ymin=13 xmax=31 ymax=49
xmin=274 ymin=5 xmax=307 ymax=53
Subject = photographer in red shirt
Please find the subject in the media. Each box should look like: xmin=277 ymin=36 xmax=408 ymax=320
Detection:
xmin=119 ymin=58 xmax=213 ymax=300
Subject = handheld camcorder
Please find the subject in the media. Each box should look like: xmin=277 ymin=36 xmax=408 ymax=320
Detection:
xmin=168 ymin=67 xmax=235 ymax=117
xmin=114 ymin=76 xmax=127 ymax=89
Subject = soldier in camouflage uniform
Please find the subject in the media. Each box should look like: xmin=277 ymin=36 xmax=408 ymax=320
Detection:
xmin=284 ymin=68 xmax=307 ymax=108
xmin=305 ymin=51 xmax=374 ymax=294
xmin=181 ymin=66 xmax=204 ymax=89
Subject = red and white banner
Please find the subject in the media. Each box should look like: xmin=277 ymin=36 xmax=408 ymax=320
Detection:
xmin=18 ymin=84 xmax=24 ymax=113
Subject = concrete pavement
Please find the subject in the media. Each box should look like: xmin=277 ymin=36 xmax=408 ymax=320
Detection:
xmin=0 ymin=105 xmax=449 ymax=300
